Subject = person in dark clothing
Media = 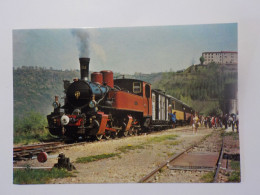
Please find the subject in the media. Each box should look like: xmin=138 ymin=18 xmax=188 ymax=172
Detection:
xmin=169 ymin=112 xmax=177 ymax=128
xmin=207 ymin=116 xmax=211 ymax=128
xmin=53 ymin=96 xmax=61 ymax=113
xmin=231 ymin=114 xmax=236 ymax=131
xmin=236 ymin=115 xmax=239 ymax=133
xmin=223 ymin=114 xmax=228 ymax=129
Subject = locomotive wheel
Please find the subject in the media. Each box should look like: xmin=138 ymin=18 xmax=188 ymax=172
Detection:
xmin=128 ymin=127 xmax=133 ymax=136
xmin=104 ymin=131 xmax=111 ymax=140
xmin=134 ymin=128 xmax=140 ymax=136
xmin=96 ymin=134 xmax=103 ymax=141
xmin=118 ymin=129 xmax=128 ymax=137
xmin=111 ymin=131 xmax=118 ymax=139
xmin=123 ymin=130 xmax=128 ymax=137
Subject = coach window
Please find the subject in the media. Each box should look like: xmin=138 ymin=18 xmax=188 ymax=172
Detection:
xmin=133 ymin=82 xmax=142 ymax=93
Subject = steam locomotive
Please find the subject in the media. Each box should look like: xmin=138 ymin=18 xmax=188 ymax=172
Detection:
xmin=47 ymin=58 xmax=194 ymax=140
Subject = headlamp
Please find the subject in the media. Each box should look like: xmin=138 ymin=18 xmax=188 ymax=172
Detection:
xmin=89 ymin=100 xmax=96 ymax=108
xmin=61 ymin=115 xmax=70 ymax=125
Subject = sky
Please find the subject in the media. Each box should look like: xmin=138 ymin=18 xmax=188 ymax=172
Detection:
xmin=13 ymin=23 xmax=237 ymax=74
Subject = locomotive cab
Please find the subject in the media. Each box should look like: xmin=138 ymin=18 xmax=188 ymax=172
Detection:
xmin=114 ymin=78 xmax=150 ymax=97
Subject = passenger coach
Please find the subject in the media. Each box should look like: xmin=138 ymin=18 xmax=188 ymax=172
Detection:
xmin=151 ymin=89 xmax=194 ymax=128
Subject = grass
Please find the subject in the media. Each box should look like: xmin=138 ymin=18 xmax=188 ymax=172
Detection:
xmin=117 ymin=144 xmax=145 ymax=153
xmin=115 ymin=134 xmax=180 ymax=154
xmin=220 ymin=131 xmax=239 ymax=140
xmin=158 ymin=167 xmax=167 ymax=173
xmin=74 ymin=133 xmax=181 ymax=166
xmin=14 ymin=130 xmax=55 ymax=145
xmin=13 ymin=168 xmax=74 ymax=184
xmin=227 ymin=160 xmax=240 ymax=182
xmin=168 ymin=140 xmax=182 ymax=146
xmin=230 ymin=161 xmax=240 ymax=171
xmin=228 ymin=171 xmax=240 ymax=182
xmin=146 ymin=134 xmax=178 ymax=144
xmin=201 ymin=172 xmax=215 ymax=183
xmin=75 ymin=153 xmax=120 ymax=163
xmin=167 ymin=152 xmax=175 ymax=157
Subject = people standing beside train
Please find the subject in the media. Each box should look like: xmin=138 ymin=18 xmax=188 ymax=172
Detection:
xmin=228 ymin=115 xmax=233 ymax=127
xmin=223 ymin=114 xmax=228 ymax=129
xmin=236 ymin=114 xmax=239 ymax=133
xmin=53 ymin=96 xmax=61 ymax=114
xmin=190 ymin=114 xmax=194 ymax=130
xmin=214 ymin=117 xmax=217 ymax=129
xmin=219 ymin=116 xmax=223 ymax=129
xmin=207 ymin=116 xmax=211 ymax=128
xmin=203 ymin=116 xmax=207 ymax=128
xmin=231 ymin=114 xmax=236 ymax=132
xmin=193 ymin=113 xmax=199 ymax=134
xmin=211 ymin=116 xmax=215 ymax=129
xmin=200 ymin=116 xmax=204 ymax=127
xmin=169 ymin=112 xmax=176 ymax=128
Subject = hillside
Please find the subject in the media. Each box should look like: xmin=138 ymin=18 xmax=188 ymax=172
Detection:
xmin=13 ymin=67 xmax=163 ymax=118
xmin=152 ymin=63 xmax=238 ymax=115
xmin=13 ymin=67 xmax=80 ymax=118
xmin=13 ymin=63 xmax=238 ymax=119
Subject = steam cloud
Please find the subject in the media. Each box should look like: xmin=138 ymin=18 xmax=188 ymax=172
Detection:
xmin=71 ymin=29 xmax=90 ymax=57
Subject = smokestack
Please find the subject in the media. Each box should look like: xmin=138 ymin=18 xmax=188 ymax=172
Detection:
xmin=79 ymin=58 xmax=90 ymax=81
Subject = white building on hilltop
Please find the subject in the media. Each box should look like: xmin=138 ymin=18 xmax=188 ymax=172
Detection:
xmin=202 ymin=51 xmax=237 ymax=65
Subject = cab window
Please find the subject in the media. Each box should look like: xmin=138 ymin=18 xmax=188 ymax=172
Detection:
xmin=133 ymin=82 xmax=142 ymax=93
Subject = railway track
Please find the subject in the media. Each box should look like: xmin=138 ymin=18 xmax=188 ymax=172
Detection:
xmin=13 ymin=126 xmax=194 ymax=162
xmin=138 ymin=131 xmax=224 ymax=183
xmin=13 ymin=141 xmax=90 ymax=161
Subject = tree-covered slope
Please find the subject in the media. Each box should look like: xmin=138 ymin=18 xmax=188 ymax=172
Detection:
xmin=13 ymin=67 xmax=163 ymax=118
xmin=13 ymin=67 xmax=80 ymax=118
xmin=13 ymin=63 xmax=238 ymax=119
xmin=153 ymin=63 xmax=238 ymax=115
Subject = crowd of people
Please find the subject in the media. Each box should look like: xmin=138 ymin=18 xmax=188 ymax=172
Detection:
xmin=190 ymin=113 xmax=239 ymax=133
xmin=169 ymin=111 xmax=239 ymax=134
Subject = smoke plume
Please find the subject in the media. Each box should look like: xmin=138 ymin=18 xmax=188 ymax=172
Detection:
xmin=71 ymin=29 xmax=90 ymax=57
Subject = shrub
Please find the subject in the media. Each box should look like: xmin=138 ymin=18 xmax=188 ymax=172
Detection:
xmin=228 ymin=171 xmax=240 ymax=182
xmin=76 ymin=153 xmax=120 ymax=163
xmin=13 ymin=111 xmax=53 ymax=144
xmin=13 ymin=168 xmax=74 ymax=184
xmin=201 ymin=172 xmax=215 ymax=183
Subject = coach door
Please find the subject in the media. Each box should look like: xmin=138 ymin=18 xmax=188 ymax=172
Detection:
xmin=158 ymin=95 xmax=161 ymax=120
xmin=161 ymin=96 xmax=165 ymax=120
xmin=152 ymin=92 xmax=156 ymax=120
xmin=166 ymin=98 xmax=169 ymax=120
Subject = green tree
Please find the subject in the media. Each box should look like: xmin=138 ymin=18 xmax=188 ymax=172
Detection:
xmin=14 ymin=111 xmax=47 ymax=135
xmin=200 ymin=56 xmax=205 ymax=65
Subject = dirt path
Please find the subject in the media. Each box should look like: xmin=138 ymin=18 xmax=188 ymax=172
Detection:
xmin=15 ymin=126 xmax=214 ymax=183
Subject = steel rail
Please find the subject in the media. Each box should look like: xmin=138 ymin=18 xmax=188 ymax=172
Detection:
xmin=13 ymin=126 xmax=202 ymax=162
xmin=213 ymin=137 xmax=224 ymax=183
xmin=13 ymin=142 xmax=61 ymax=152
xmin=138 ymin=131 xmax=214 ymax=183
xmin=138 ymin=145 xmax=194 ymax=183
xmin=13 ymin=141 xmax=89 ymax=161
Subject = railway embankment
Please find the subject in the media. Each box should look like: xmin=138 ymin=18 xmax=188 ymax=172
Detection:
xmin=14 ymin=126 xmax=240 ymax=184
xmin=14 ymin=126 xmax=211 ymax=183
